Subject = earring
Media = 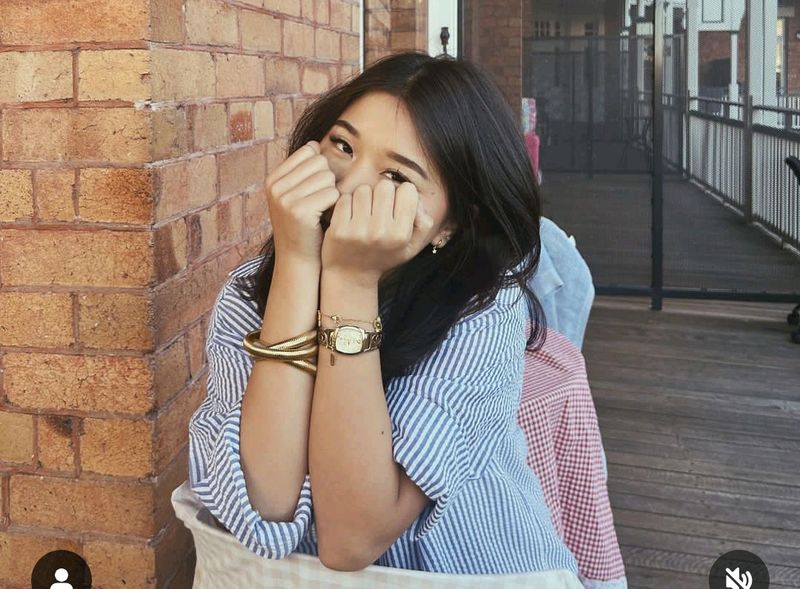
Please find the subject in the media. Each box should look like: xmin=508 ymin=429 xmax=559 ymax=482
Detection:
xmin=431 ymin=238 xmax=445 ymax=254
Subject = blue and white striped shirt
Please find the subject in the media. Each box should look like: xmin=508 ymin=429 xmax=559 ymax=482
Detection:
xmin=188 ymin=255 xmax=580 ymax=575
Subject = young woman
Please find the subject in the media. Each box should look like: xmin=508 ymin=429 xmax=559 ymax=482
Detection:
xmin=188 ymin=50 xmax=581 ymax=579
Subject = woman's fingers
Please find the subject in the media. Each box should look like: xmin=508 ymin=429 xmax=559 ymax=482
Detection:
xmin=270 ymin=154 xmax=330 ymax=198
xmin=281 ymin=169 xmax=337 ymax=204
xmin=266 ymin=141 xmax=320 ymax=193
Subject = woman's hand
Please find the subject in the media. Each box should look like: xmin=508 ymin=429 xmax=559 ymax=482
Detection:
xmin=265 ymin=140 xmax=341 ymax=267
xmin=320 ymin=178 xmax=435 ymax=284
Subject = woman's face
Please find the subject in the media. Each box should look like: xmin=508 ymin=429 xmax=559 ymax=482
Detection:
xmin=319 ymin=91 xmax=454 ymax=248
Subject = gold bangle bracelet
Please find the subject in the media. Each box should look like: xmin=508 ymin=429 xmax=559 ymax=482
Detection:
xmin=243 ymin=330 xmax=318 ymax=359
xmin=287 ymin=358 xmax=317 ymax=376
xmin=249 ymin=328 xmax=318 ymax=350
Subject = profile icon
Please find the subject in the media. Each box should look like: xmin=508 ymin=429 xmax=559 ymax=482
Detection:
xmin=31 ymin=550 xmax=92 ymax=589
xmin=50 ymin=567 xmax=73 ymax=588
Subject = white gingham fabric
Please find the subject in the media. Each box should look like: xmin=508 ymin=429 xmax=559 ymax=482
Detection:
xmin=517 ymin=324 xmax=627 ymax=589
xmin=171 ymin=480 xmax=586 ymax=589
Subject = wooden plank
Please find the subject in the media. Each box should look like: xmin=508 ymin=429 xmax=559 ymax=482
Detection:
xmin=622 ymin=565 xmax=711 ymax=589
xmin=616 ymin=526 xmax=800 ymax=568
xmin=607 ymin=479 xmax=800 ymax=527
xmin=596 ymin=407 xmax=800 ymax=441
xmin=619 ymin=546 xmax=800 ymax=586
xmin=604 ymin=449 xmax=800 ymax=486
xmin=584 ymin=353 xmax=800 ymax=402
xmin=589 ymin=380 xmax=800 ymax=421
xmin=601 ymin=437 xmax=798 ymax=477
xmin=607 ymin=464 xmax=800 ymax=502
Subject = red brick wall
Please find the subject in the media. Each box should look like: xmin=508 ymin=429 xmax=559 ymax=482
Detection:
xmin=698 ymin=29 xmax=747 ymax=91
xmin=0 ymin=1 xmax=359 ymax=587
xmin=364 ymin=0 xmax=427 ymax=66
xmin=463 ymin=0 xmax=523 ymax=122
xmin=786 ymin=11 xmax=800 ymax=93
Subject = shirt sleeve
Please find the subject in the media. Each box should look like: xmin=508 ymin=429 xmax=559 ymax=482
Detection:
xmin=385 ymin=285 xmax=528 ymax=541
xmin=187 ymin=277 xmax=313 ymax=559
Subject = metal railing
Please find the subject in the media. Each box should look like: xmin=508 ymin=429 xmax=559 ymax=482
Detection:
xmin=686 ymin=96 xmax=800 ymax=250
xmin=626 ymin=92 xmax=800 ymax=249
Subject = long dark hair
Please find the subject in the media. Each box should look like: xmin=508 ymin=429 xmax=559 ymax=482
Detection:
xmin=233 ymin=50 xmax=547 ymax=387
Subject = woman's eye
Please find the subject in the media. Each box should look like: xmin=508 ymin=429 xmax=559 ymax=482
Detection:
xmin=331 ymin=136 xmax=352 ymax=155
xmin=330 ymin=136 xmax=411 ymax=185
xmin=385 ymin=168 xmax=410 ymax=184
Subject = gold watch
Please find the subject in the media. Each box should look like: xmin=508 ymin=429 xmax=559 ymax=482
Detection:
xmin=316 ymin=310 xmax=383 ymax=358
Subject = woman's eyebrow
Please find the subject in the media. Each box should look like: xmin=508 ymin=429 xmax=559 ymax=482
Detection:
xmin=332 ymin=119 xmax=430 ymax=182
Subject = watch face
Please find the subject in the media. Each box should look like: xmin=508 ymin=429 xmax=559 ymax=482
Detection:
xmin=334 ymin=326 xmax=365 ymax=354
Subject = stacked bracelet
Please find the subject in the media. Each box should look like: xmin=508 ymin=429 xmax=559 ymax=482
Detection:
xmin=243 ymin=328 xmax=319 ymax=376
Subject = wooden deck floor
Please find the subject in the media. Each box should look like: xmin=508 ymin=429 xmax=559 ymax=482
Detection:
xmin=584 ymin=295 xmax=800 ymax=588
xmin=541 ymin=173 xmax=800 ymax=296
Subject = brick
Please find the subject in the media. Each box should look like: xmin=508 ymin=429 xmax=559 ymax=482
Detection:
xmin=186 ymin=320 xmax=208 ymax=379
xmin=0 ymin=51 xmax=73 ymax=103
xmin=36 ymin=170 xmax=76 ymax=222
xmin=186 ymin=0 xmax=239 ymax=46
xmin=185 ymin=0 xmax=239 ymax=46
xmin=284 ymin=20 xmax=315 ymax=58
xmin=274 ymin=97 xmax=294 ymax=136
xmin=154 ymin=378 xmax=207 ymax=471
xmin=154 ymin=445 xmax=191 ymax=533
xmin=330 ymin=0 xmax=353 ymax=31
xmin=10 ymin=475 xmax=152 ymax=536
xmin=0 ymin=532 xmax=81 ymax=588
xmin=317 ymin=0 xmax=330 ymax=25
xmin=0 ymin=411 xmax=34 ymax=463
xmin=3 ymin=352 xmax=153 ymax=414
xmin=151 ymin=0 xmax=185 ymax=43
xmin=154 ymin=155 xmax=217 ymax=222
xmin=315 ymin=28 xmax=340 ymax=60
xmin=153 ymin=105 xmax=192 ymax=160
xmin=219 ymin=144 xmax=267 ymax=197
xmin=271 ymin=0 xmax=301 ymax=17
xmin=292 ymin=97 xmax=308 ymax=120
xmin=302 ymin=64 xmax=331 ymax=94
xmin=151 ymin=48 xmax=215 ymax=101
xmin=154 ymin=449 xmax=192 ymax=537
xmin=230 ymin=102 xmax=254 ymax=143
xmin=152 ymin=257 xmax=228 ymax=347
xmin=78 ymin=50 xmax=151 ymax=101
xmin=267 ymin=138 xmax=288 ymax=172
xmin=192 ymin=103 xmax=228 ymax=151
xmin=265 ymin=57 xmax=302 ymax=94
xmin=154 ymin=513 xmax=193 ymax=588
xmin=254 ymin=100 xmax=275 ymax=140
xmin=187 ymin=205 xmax=218 ymax=261
xmin=84 ymin=538 xmax=155 ymax=589
xmin=0 ymin=292 xmax=74 ymax=348
xmin=0 ymin=169 xmax=33 ymax=221
xmin=342 ymin=33 xmax=360 ymax=62
xmin=37 ymin=415 xmax=76 ymax=472
xmin=79 ymin=168 xmax=153 ymax=224
xmin=218 ymin=194 xmax=244 ymax=245
xmin=244 ymin=185 xmax=270 ymax=231
xmin=2 ymin=108 xmax=150 ymax=165
xmin=301 ymin=0 xmax=314 ymax=21
xmin=352 ymin=3 xmax=360 ymax=33
xmin=0 ymin=0 xmax=148 ymax=45
xmin=216 ymin=53 xmax=265 ymax=99
xmin=78 ymin=292 xmax=153 ymax=351
xmin=0 ymin=229 xmax=152 ymax=287
xmin=241 ymin=10 xmax=282 ymax=53
xmin=80 ymin=417 xmax=153 ymax=477
xmin=153 ymin=336 xmax=190 ymax=409
xmin=153 ymin=217 xmax=189 ymax=282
